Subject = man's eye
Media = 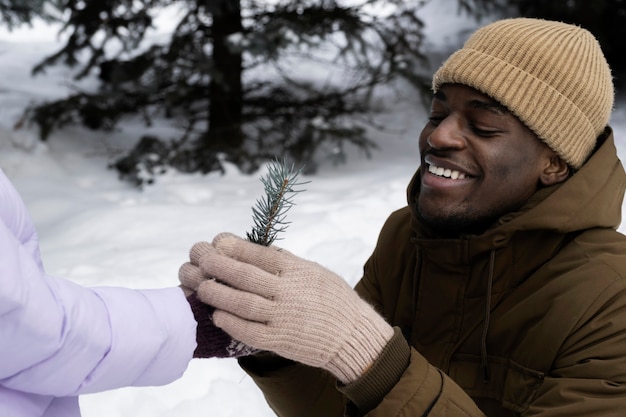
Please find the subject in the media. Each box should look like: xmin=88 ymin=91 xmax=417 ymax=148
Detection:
xmin=470 ymin=125 xmax=498 ymax=137
xmin=428 ymin=116 xmax=443 ymax=126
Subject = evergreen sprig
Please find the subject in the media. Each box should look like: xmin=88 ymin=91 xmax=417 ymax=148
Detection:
xmin=246 ymin=158 xmax=309 ymax=246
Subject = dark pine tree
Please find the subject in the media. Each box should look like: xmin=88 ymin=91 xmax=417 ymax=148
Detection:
xmin=207 ymin=0 xmax=244 ymax=157
xmin=0 ymin=0 xmax=55 ymax=28
xmin=22 ymin=0 xmax=432 ymax=186
xmin=0 ymin=0 xmax=63 ymax=31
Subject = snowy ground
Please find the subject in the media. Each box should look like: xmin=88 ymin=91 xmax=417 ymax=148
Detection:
xmin=1 ymin=2 xmax=626 ymax=417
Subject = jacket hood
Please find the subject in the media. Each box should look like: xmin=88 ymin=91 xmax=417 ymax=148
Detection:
xmin=407 ymin=128 xmax=626 ymax=247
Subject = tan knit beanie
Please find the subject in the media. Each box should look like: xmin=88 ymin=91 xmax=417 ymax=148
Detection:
xmin=433 ymin=18 xmax=614 ymax=169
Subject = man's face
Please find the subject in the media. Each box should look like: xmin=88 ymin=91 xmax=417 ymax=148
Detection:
xmin=417 ymin=83 xmax=555 ymax=235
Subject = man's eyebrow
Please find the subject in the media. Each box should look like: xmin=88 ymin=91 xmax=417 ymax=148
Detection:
xmin=433 ymin=90 xmax=509 ymax=115
xmin=469 ymin=99 xmax=509 ymax=115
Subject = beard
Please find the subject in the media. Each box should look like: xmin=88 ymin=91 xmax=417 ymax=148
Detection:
xmin=415 ymin=188 xmax=521 ymax=238
xmin=417 ymin=205 xmax=495 ymax=237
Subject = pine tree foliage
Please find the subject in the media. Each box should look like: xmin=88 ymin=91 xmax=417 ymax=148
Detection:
xmin=20 ymin=0 xmax=432 ymax=186
xmin=0 ymin=0 xmax=59 ymax=29
xmin=247 ymin=158 xmax=309 ymax=247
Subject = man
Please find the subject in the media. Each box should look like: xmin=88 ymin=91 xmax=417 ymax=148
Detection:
xmin=180 ymin=18 xmax=626 ymax=415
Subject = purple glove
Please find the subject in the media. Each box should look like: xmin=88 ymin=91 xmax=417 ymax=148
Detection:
xmin=180 ymin=243 xmax=258 ymax=359
xmin=185 ymin=291 xmax=258 ymax=358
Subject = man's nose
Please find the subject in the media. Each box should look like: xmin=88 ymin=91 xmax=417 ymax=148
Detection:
xmin=427 ymin=116 xmax=466 ymax=150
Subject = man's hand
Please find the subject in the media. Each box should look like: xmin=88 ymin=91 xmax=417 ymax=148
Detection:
xmin=180 ymin=232 xmax=394 ymax=383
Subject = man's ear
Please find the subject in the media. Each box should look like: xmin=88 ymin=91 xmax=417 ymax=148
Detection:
xmin=539 ymin=152 xmax=570 ymax=186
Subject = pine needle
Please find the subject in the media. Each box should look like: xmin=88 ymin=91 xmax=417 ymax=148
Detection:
xmin=246 ymin=158 xmax=309 ymax=246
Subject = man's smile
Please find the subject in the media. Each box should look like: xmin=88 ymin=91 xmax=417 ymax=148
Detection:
xmin=427 ymin=163 xmax=468 ymax=180
xmin=422 ymin=155 xmax=476 ymax=189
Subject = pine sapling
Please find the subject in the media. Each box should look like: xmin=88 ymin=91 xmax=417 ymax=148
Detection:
xmin=247 ymin=158 xmax=309 ymax=246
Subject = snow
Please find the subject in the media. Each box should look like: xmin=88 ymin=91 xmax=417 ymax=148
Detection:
xmin=1 ymin=2 xmax=626 ymax=416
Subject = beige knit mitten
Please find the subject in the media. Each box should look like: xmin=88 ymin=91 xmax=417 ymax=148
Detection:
xmin=183 ymin=232 xmax=394 ymax=384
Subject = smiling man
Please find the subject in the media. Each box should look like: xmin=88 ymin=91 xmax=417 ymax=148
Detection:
xmin=181 ymin=18 xmax=626 ymax=416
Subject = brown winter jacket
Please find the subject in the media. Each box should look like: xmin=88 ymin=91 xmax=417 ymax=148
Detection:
xmin=239 ymin=128 xmax=626 ymax=416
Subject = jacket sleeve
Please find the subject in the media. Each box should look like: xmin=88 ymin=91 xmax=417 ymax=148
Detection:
xmin=0 ymin=386 xmax=79 ymax=417
xmin=0 ymin=212 xmax=196 ymax=396
xmin=333 ymin=328 xmax=482 ymax=416
xmin=240 ymin=328 xmax=485 ymax=417
xmin=239 ymin=353 xmax=348 ymax=417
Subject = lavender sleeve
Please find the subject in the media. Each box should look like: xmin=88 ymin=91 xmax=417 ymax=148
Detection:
xmin=0 ymin=169 xmax=196 ymax=396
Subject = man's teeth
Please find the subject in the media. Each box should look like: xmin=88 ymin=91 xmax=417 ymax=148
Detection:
xmin=428 ymin=164 xmax=467 ymax=179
